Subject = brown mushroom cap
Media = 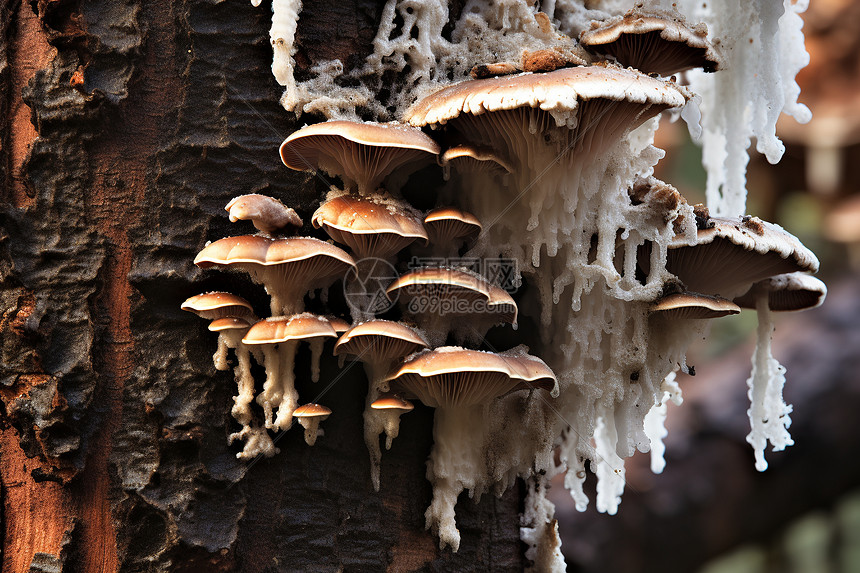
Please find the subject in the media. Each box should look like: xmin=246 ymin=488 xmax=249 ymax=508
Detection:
xmin=666 ymin=216 xmax=820 ymax=298
xmin=194 ymin=235 xmax=356 ymax=315
xmin=181 ymin=292 xmax=256 ymax=321
xmin=386 ymin=346 xmax=557 ymax=408
xmin=650 ymin=293 xmax=740 ymax=320
xmin=423 ymin=207 xmax=483 ymax=247
xmin=733 ymin=273 xmax=827 ymax=312
xmin=293 ymin=403 xmax=332 ymax=418
xmin=325 ymin=316 xmax=351 ymax=333
xmin=386 ymin=267 xmax=518 ymax=325
xmin=279 ymin=121 xmax=441 ymax=193
xmin=208 ymin=316 xmax=254 ymax=332
xmin=440 ymin=144 xmax=513 ymax=175
xmin=241 ymin=313 xmax=338 ymax=345
xmin=370 ymin=393 xmax=414 ymax=411
xmin=312 ymin=193 xmax=429 ymax=259
xmin=334 ymin=320 xmax=429 ymax=362
xmin=225 ymin=194 xmax=303 ymax=235
xmin=580 ymin=10 xmax=722 ymax=75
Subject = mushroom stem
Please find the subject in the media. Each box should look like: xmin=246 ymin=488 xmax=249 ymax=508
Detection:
xmin=309 ymin=338 xmax=324 ymax=382
xmin=746 ymin=291 xmax=793 ymax=472
xmin=297 ymin=417 xmax=322 ymax=446
xmin=231 ymin=344 xmax=256 ymax=428
xmin=362 ymin=363 xmax=390 ymax=491
xmin=273 ymin=340 xmax=299 ymax=431
xmin=257 ymin=345 xmax=281 ymax=429
xmin=213 ymin=333 xmax=231 ymax=371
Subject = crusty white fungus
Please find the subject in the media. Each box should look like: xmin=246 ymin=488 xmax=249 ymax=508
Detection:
xmin=643 ymin=371 xmax=683 ymax=475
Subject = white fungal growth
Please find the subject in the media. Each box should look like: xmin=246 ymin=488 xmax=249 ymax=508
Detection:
xmin=256 ymin=340 xmax=300 ymax=431
xmin=520 ymin=475 xmax=566 ymax=573
xmin=297 ymin=416 xmax=325 ymax=446
xmin=308 ymin=338 xmax=324 ymax=382
xmin=643 ymin=370 xmax=683 ymax=474
xmin=270 ymin=0 xmax=303 ymax=109
xmin=230 ymin=424 xmax=280 ymax=460
xmin=746 ymin=291 xmax=793 ymax=472
xmin=672 ymin=0 xmax=812 ymax=216
xmin=592 ymin=408 xmax=626 ymax=516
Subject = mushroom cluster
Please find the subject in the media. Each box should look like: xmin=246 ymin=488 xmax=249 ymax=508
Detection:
xmin=217 ymin=0 xmax=820 ymax=566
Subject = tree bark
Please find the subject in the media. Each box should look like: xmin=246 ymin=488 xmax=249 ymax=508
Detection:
xmin=0 ymin=1 xmax=524 ymax=571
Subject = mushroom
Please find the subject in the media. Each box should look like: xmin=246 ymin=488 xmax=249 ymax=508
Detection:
xmin=292 ymin=403 xmax=332 ymax=446
xmin=370 ymin=393 xmax=414 ymax=450
xmin=386 ymin=266 xmax=517 ymax=346
xmin=194 ymin=235 xmax=355 ymax=316
xmin=312 ymin=192 xmax=429 ymax=260
xmin=579 ymin=9 xmax=722 ymax=76
xmin=650 ymin=293 xmax=740 ymax=320
xmin=733 ymin=272 xmax=827 ymax=312
xmin=225 ymin=193 xmax=303 ymax=236
xmin=665 ymin=216 xmax=820 ymax=299
xmin=334 ymin=319 xmax=429 ymax=489
xmin=242 ymin=313 xmax=338 ymax=431
xmin=423 ymin=207 xmax=483 ymax=257
xmin=385 ymin=345 xmax=557 ymax=551
xmin=181 ymin=292 xmax=260 ymax=370
xmin=279 ymin=120 xmax=441 ymax=195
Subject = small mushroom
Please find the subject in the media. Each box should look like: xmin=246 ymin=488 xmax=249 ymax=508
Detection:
xmin=242 ymin=314 xmax=338 ymax=431
xmin=312 ymin=192 xmax=429 ymax=260
xmin=225 ymin=194 xmax=302 ymax=236
xmin=194 ymin=235 xmax=355 ymax=316
xmin=423 ymin=207 xmax=483 ymax=254
xmin=335 ymin=319 xmax=428 ymax=489
xmin=181 ymin=292 xmax=257 ymax=322
xmin=733 ymin=273 xmax=827 ymax=312
xmin=650 ymin=293 xmax=740 ymax=320
xmin=386 ymin=267 xmax=517 ymax=346
xmin=666 ymin=216 xmax=820 ymax=299
xmin=293 ymin=403 xmax=332 ymax=446
xmin=280 ymin=120 xmax=440 ymax=194
xmin=580 ymin=9 xmax=722 ymax=75
xmin=371 ymin=393 xmax=414 ymax=450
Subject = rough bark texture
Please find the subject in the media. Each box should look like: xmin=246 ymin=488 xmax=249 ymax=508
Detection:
xmin=0 ymin=1 xmax=524 ymax=571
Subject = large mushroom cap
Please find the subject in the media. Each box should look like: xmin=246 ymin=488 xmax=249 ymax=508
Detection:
xmin=194 ymin=236 xmax=356 ymax=315
xmin=181 ymin=292 xmax=256 ymax=321
xmin=423 ymin=207 xmax=483 ymax=247
xmin=241 ymin=313 xmax=338 ymax=345
xmin=580 ymin=10 xmax=722 ymax=75
xmin=650 ymin=293 xmax=740 ymax=320
xmin=312 ymin=193 xmax=428 ymax=259
xmin=334 ymin=320 xmax=429 ymax=361
xmin=405 ymin=65 xmax=688 ymax=167
xmin=279 ymin=121 xmax=441 ymax=193
xmin=386 ymin=267 xmax=518 ymax=325
xmin=225 ymin=194 xmax=302 ymax=235
xmin=386 ymin=346 xmax=557 ymax=408
xmin=666 ymin=216 xmax=820 ymax=298
xmin=733 ymin=273 xmax=827 ymax=312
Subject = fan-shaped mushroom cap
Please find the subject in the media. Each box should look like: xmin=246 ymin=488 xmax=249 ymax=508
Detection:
xmin=225 ymin=194 xmax=302 ymax=235
xmin=423 ymin=208 xmax=483 ymax=247
xmin=386 ymin=267 xmax=518 ymax=325
xmin=580 ymin=10 xmax=722 ymax=75
xmin=194 ymin=235 xmax=355 ymax=315
xmin=666 ymin=216 xmax=820 ymax=299
xmin=312 ymin=193 xmax=428 ymax=259
xmin=181 ymin=292 xmax=257 ymax=321
xmin=650 ymin=293 xmax=740 ymax=320
xmin=371 ymin=393 xmax=414 ymax=411
xmin=406 ymin=65 xmax=688 ymax=163
xmin=208 ymin=316 xmax=254 ymax=332
xmin=387 ymin=347 xmax=557 ymax=408
xmin=440 ymin=144 xmax=513 ymax=175
xmin=733 ymin=273 xmax=827 ymax=312
xmin=334 ymin=320 xmax=429 ymax=362
xmin=241 ymin=313 xmax=338 ymax=346
xmin=279 ymin=121 xmax=441 ymax=194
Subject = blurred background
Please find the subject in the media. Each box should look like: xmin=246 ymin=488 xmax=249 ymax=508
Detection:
xmin=552 ymin=2 xmax=860 ymax=571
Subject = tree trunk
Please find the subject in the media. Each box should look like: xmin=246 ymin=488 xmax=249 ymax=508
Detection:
xmin=0 ymin=1 xmax=524 ymax=571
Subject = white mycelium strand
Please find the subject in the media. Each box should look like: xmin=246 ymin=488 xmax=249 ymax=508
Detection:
xmin=643 ymin=370 xmax=683 ymax=474
xmin=746 ymin=291 xmax=793 ymax=472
